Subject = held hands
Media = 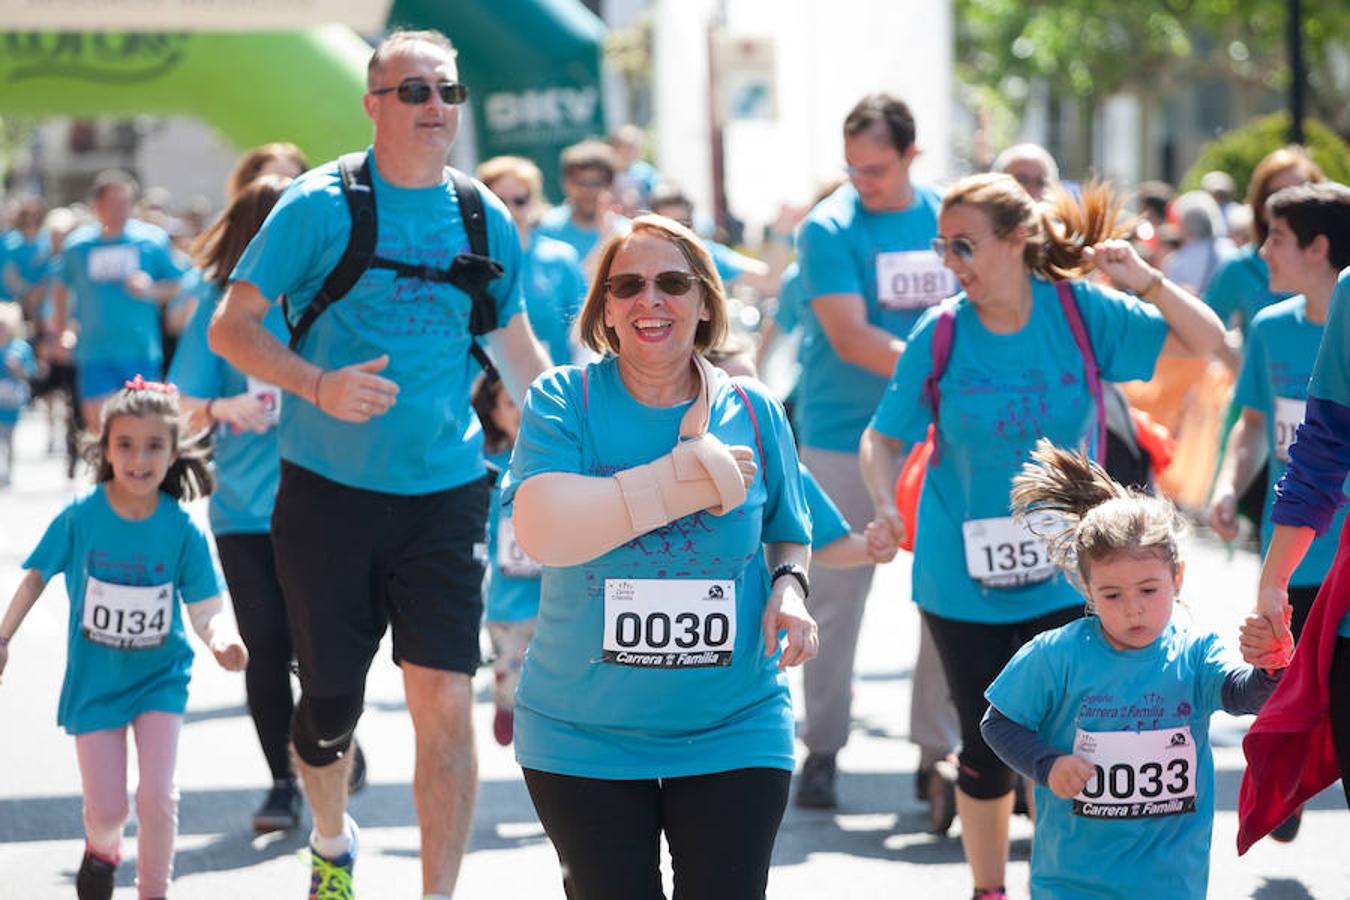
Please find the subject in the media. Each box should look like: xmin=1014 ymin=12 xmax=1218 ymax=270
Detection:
xmin=863 ymin=519 xmax=899 ymax=563
xmin=1081 ymin=240 xmax=1154 ymax=295
xmin=1048 ymin=754 xmax=1096 ymax=799
xmin=1240 ymin=611 xmax=1294 ymax=671
xmin=210 ymin=634 xmax=249 ymax=672
xmin=1207 ymin=489 xmax=1239 ymax=543
xmin=1255 ymin=582 xmax=1294 ymax=648
xmin=314 ymin=355 xmax=400 ymax=423
xmin=762 ymin=579 xmax=818 ymax=671
xmin=213 ymin=392 xmax=272 ymax=434
xmin=870 ymin=510 xmax=907 ymax=554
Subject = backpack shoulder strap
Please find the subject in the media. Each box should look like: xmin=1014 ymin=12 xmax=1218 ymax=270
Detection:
xmin=919 ymin=301 xmax=958 ymax=463
xmin=449 ymin=167 xmax=489 ymax=258
xmin=1054 ymin=281 xmax=1107 ymax=463
xmin=448 ymin=167 xmax=502 ymax=379
xmin=287 ymin=151 xmax=377 ymax=351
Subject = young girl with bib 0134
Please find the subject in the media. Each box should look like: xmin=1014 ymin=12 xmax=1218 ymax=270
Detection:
xmin=980 ymin=439 xmax=1286 ymax=899
xmin=0 ymin=377 xmax=246 ymax=900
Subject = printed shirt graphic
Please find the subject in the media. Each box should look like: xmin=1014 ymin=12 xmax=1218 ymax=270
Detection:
xmin=869 ymin=277 xmax=1168 ymax=623
xmin=1233 ymin=295 xmax=1349 ymax=587
xmin=986 ymin=618 xmax=1240 ymax=900
xmin=501 ymin=359 xmax=811 ymax=779
xmin=58 ymin=219 xmax=185 ymax=367
xmin=795 ymin=181 xmax=946 ymax=451
xmin=484 ymin=449 xmax=542 ymax=624
xmin=168 ymin=279 xmax=290 ymax=535
xmin=22 ymin=486 xmax=224 ymax=734
xmin=230 ymin=152 xmax=524 ymax=495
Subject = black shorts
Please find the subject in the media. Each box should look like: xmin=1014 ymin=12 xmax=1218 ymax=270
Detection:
xmin=271 ymin=461 xmax=488 ymax=696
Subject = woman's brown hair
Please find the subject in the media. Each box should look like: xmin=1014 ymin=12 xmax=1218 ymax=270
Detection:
xmin=192 ymin=174 xmax=293 ymax=289
xmin=225 ymin=143 xmax=308 ymax=201
xmin=941 ymin=174 xmax=1132 ymax=281
xmin=1011 ymin=439 xmax=1184 ymax=599
xmin=575 ymin=214 xmax=729 ymax=356
xmin=86 ymin=380 xmax=214 ymax=501
xmin=1246 ymin=145 xmax=1325 ymax=245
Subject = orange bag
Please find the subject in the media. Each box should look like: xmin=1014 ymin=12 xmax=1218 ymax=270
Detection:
xmin=894 ymin=424 xmax=935 ymax=551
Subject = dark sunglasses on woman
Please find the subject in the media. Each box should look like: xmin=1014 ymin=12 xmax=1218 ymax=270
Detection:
xmin=604 ymin=271 xmax=701 ymax=299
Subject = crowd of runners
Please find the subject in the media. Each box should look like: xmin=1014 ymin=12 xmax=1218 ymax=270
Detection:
xmin=0 ymin=25 xmax=1348 ymax=900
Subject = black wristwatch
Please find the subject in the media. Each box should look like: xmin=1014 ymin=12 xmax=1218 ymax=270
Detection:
xmin=770 ymin=563 xmax=810 ymax=599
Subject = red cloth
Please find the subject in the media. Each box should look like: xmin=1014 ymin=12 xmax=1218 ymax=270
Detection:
xmin=1237 ymin=521 xmax=1350 ymax=854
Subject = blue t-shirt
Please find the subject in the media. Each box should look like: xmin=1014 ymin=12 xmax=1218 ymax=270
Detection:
xmin=23 ymin=486 xmax=225 ymax=735
xmin=484 ymin=448 xmax=542 ymax=624
xmin=802 ymin=463 xmax=850 ymax=549
xmin=1203 ymin=244 xmax=1289 ymax=337
xmin=774 ymin=262 xmax=806 ymax=335
xmin=986 ymin=617 xmax=1242 ymax=900
xmin=501 ymin=358 xmax=811 ymax=778
xmin=870 ymin=277 xmax=1168 ymax=623
xmin=795 ymin=182 xmax=949 ymax=451
xmin=707 ymin=240 xmax=757 ymax=287
xmin=168 ymin=279 xmax=289 ymax=535
xmin=536 ymin=205 xmax=605 ymax=261
xmin=1233 ymin=296 xmax=1349 ymax=587
xmin=1 ymin=231 xmax=50 ymax=300
xmin=230 ymin=152 xmax=525 ymax=495
xmin=0 ymin=338 xmax=37 ymax=424
xmin=522 ymin=233 xmax=585 ymax=365
xmin=58 ymin=220 xmax=185 ymax=367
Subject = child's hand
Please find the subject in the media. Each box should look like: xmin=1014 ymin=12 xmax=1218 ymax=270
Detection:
xmin=1239 ymin=613 xmax=1292 ymax=671
xmin=1048 ymin=755 xmax=1095 ymax=799
xmin=863 ymin=519 xmax=899 ymax=563
xmin=211 ymin=636 xmax=249 ymax=672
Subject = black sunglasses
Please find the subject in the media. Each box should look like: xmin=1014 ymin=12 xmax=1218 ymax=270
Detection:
xmin=605 ymin=271 xmax=700 ymax=300
xmin=370 ymin=79 xmax=469 ymax=106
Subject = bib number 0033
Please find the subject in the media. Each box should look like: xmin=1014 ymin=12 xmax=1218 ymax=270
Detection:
xmin=602 ymin=578 xmax=736 ymax=668
xmin=1071 ymin=726 xmax=1198 ymax=819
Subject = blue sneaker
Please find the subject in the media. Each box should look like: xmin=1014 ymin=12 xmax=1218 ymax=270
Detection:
xmin=308 ymin=815 xmax=358 ymax=900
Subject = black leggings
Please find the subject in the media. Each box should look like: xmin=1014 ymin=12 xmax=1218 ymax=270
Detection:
xmin=1330 ymin=637 xmax=1350 ymax=810
xmin=924 ymin=604 xmax=1084 ymax=799
xmin=216 ymin=532 xmax=295 ymax=782
xmin=523 ymin=767 xmax=790 ymax=900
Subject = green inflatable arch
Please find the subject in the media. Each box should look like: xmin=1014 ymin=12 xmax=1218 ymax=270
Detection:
xmin=0 ymin=28 xmax=373 ymax=162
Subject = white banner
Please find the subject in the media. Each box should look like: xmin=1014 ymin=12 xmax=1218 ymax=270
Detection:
xmin=0 ymin=0 xmax=392 ymax=33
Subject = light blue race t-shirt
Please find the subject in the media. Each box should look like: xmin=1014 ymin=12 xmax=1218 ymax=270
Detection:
xmin=1203 ymin=245 xmax=1289 ymax=337
xmin=536 ymin=205 xmax=611 ymax=262
xmin=59 ymin=220 xmax=185 ymax=367
xmin=802 ymin=463 xmax=850 ymax=549
xmin=0 ymin=338 xmax=37 ymax=424
xmin=870 ymin=277 xmax=1168 ymax=623
xmin=168 ymin=279 xmax=290 ymax=536
xmin=795 ymin=182 xmax=950 ymax=451
xmin=230 ymin=152 xmax=524 ymax=495
xmin=484 ymin=448 xmax=542 ymax=624
xmin=1233 ymin=296 xmax=1350 ymax=587
xmin=1 ymin=230 xmax=50 ymax=300
xmin=986 ymin=617 xmax=1241 ymax=900
xmin=501 ymin=358 xmax=811 ymax=779
xmin=522 ymin=233 xmax=585 ymax=365
xmin=707 ymin=240 xmax=757 ymax=287
xmin=23 ymin=485 xmax=225 ymax=735
xmin=774 ymin=262 xmax=806 ymax=334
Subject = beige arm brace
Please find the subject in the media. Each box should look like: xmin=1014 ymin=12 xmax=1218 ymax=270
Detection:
xmin=513 ymin=354 xmax=751 ymax=567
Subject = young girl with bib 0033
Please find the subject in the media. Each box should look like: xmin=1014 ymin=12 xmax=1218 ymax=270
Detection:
xmin=0 ymin=376 xmax=246 ymax=900
xmin=979 ymin=439 xmax=1287 ymax=899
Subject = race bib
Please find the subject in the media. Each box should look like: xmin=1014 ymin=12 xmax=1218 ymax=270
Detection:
xmin=247 ymin=375 xmax=283 ymax=428
xmin=875 ymin=250 xmax=956 ymax=311
xmin=81 ymin=576 xmax=173 ymax=649
xmin=497 ymin=518 xmax=541 ymax=578
xmin=1072 ymin=726 xmax=1198 ymax=819
xmin=1273 ymin=396 xmax=1305 ymax=464
xmin=602 ymin=578 xmax=736 ymax=668
xmin=962 ymin=516 xmax=1057 ymax=587
xmin=86 ymin=245 xmax=140 ymax=283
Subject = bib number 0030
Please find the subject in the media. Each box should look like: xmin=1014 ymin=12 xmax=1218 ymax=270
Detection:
xmin=602 ymin=578 xmax=736 ymax=668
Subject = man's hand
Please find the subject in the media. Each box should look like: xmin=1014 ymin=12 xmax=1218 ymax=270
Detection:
xmin=315 ymin=355 xmax=400 ymax=422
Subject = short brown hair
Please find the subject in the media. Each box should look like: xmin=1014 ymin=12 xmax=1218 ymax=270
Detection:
xmin=576 ymin=215 xmax=728 ymax=356
xmin=90 ymin=170 xmax=138 ymax=203
xmin=1246 ymin=145 xmax=1325 ymax=244
xmin=367 ymin=29 xmax=457 ymax=90
xmin=561 ymin=140 xmax=617 ymax=183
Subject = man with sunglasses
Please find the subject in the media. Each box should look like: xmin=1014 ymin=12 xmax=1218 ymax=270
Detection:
xmin=791 ymin=92 xmax=960 ymax=819
xmin=537 ymin=139 xmax=630 ymax=276
xmin=210 ymin=29 xmax=549 ymax=900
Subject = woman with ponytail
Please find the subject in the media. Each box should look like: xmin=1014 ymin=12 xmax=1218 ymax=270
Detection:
xmin=978 ymin=439 xmax=1283 ymax=899
xmin=859 ymin=173 xmax=1225 ymax=899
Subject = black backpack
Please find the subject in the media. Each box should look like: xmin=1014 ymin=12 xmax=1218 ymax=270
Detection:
xmin=283 ymin=151 xmax=505 ymax=379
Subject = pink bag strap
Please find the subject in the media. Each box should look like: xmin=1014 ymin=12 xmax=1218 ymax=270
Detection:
xmin=731 ymin=381 xmax=767 ymax=488
xmin=1054 ymin=281 xmax=1107 ymax=463
xmin=921 ymin=301 xmax=958 ymax=464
